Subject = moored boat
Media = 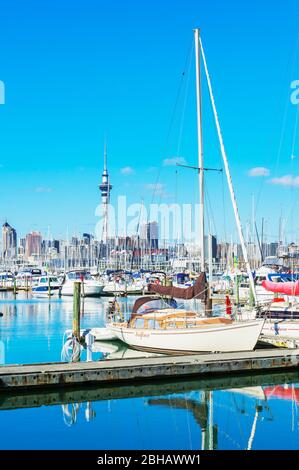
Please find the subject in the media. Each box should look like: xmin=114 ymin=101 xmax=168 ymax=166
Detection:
xmin=108 ymin=296 xmax=265 ymax=353
xmin=61 ymin=270 xmax=104 ymax=297
xmin=31 ymin=275 xmax=62 ymax=297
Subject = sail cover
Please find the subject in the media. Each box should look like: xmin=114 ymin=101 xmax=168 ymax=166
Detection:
xmin=147 ymin=273 xmax=207 ymax=300
xmin=262 ymin=280 xmax=299 ymax=296
xmin=132 ymin=296 xmax=178 ymax=314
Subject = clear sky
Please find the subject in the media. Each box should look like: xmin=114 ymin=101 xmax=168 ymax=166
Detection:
xmin=0 ymin=0 xmax=299 ymax=243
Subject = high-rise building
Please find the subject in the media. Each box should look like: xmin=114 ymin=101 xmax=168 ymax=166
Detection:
xmin=83 ymin=233 xmax=91 ymax=245
xmin=25 ymin=232 xmax=42 ymax=259
xmin=204 ymin=235 xmax=217 ymax=259
xmin=99 ymin=143 xmax=112 ymax=243
xmin=53 ymin=240 xmax=60 ymax=254
xmin=140 ymin=221 xmax=159 ymax=249
xmin=2 ymin=222 xmax=17 ymax=259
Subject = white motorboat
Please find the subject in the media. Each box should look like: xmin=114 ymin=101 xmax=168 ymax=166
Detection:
xmin=31 ymin=275 xmax=62 ymax=297
xmin=16 ymin=267 xmax=43 ymax=288
xmin=102 ymin=273 xmax=145 ymax=296
xmin=61 ymin=270 xmax=104 ymax=297
xmin=0 ymin=271 xmax=14 ymax=288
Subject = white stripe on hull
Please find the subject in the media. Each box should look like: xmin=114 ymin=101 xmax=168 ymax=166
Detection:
xmin=61 ymin=285 xmax=104 ymax=297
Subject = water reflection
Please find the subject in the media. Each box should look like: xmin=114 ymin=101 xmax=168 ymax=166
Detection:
xmin=0 ymin=370 xmax=298 ymax=449
xmin=1 ymin=293 xmax=299 ymax=449
xmin=0 ymin=292 xmax=129 ymax=364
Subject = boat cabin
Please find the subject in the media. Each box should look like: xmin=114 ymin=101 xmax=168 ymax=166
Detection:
xmin=127 ymin=310 xmax=233 ymax=330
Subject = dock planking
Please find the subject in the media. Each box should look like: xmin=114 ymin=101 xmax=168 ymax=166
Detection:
xmin=0 ymin=348 xmax=299 ymax=391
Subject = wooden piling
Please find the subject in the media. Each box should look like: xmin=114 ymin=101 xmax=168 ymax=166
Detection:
xmin=205 ymin=280 xmax=213 ymax=317
xmin=73 ymin=282 xmax=81 ymax=341
xmin=235 ymin=275 xmax=240 ymax=306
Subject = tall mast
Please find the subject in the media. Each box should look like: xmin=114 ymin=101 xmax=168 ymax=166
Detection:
xmin=199 ymin=37 xmax=258 ymax=305
xmin=194 ymin=28 xmax=205 ymax=273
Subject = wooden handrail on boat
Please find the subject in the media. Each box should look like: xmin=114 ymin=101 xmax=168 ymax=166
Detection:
xmin=123 ymin=314 xmax=233 ymax=330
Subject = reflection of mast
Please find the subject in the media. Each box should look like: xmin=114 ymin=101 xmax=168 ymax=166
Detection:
xmin=148 ymin=397 xmax=208 ymax=430
xmin=247 ymin=405 xmax=262 ymax=450
xmin=208 ymin=391 xmax=214 ymax=450
xmin=85 ymin=401 xmax=96 ymax=422
xmin=148 ymin=393 xmax=218 ymax=450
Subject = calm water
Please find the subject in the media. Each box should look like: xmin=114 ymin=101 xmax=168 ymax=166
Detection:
xmin=0 ymin=292 xmax=299 ymax=450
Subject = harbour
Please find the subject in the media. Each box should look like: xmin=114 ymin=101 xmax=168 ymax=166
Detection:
xmin=1 ymin=0 xmax=299 ymax=456
xmin=0 ymin=292 xmax=298 ymax=451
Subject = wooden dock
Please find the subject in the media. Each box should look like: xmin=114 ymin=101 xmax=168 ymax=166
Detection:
xmin=0 ymin=348 xmax=299 ymax=391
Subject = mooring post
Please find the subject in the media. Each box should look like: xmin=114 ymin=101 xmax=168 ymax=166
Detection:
xmin=80 ymin=274 xmax=85 ymax=298
xmin=48 ymin=275 xmax=51 ymax=298
xmin=249 ymin=284 xmax=255 ymax=308
xmin=205 ymin=291 xmax=213 ymax=317
xmin=13 ymin=277 xmax=17 ymax=298
xmin=73 ymin=281 xmax=81 ymax=341
xmin=205 ymin=276 xmax=213 ymax=317
xmin=235 ymin=275 xmax=240 ymax=306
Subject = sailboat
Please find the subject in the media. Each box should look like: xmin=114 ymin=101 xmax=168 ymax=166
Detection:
xmin=107 ymin=29 xmax=264 ymax=353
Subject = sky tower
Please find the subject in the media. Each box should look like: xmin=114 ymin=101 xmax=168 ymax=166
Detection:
xmin=99 ymin=143 xmax=112 ymax=244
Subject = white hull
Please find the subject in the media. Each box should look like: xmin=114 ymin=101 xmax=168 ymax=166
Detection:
xmin=61 ymin=283 xmax=104 ymax=297
xmin=103 ymin=283 xmax=144 ymax=295
xmin=239 ymin=286 xmax=274 ymax=303
xmin=31 ymin=290 xmax=60 ymax=298
xmin=109 ymin=319 xmax=264 ymax=353
xmin=239 ymin=305 xmax=299 ymax=339
xmin=261 ymin=320 xmax=299 ymax=339
xmin=90 ymin=327 xmax=118 ymax=341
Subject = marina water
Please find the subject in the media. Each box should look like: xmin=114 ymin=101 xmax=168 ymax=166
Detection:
xmin=0 ymin=292 xmax=299 ymax=450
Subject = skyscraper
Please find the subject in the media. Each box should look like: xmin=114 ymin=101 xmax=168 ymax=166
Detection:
xmin=25 ymin=232 xmax=42 ymax=259
xmin=141 ymin=221 xmax=159 ymax=249
xmin=99 ymin=143 xmax=112 ymax=243
xmin=2 ymin=222 xmax=17 ymax=260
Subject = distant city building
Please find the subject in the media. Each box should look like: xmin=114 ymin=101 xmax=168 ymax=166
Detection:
xmin=71 ymin=236 xmax=79 ymax=247
xmin=53 ymin=240 xmax=60 ymax=254
xmin=270 ymin=242 xmax=279 ymax=257
xmin=25 ymin=231 xmax=42 ymax=259
xmin=83 ymin=233 xmax=91 ymax=245
xmin=2 ymin=222 xmax=17 ymax=260
xmin=140 ymin=221 xmax=159 ymax=249
xmin=204 ymin=235 xmax=217 ymax=259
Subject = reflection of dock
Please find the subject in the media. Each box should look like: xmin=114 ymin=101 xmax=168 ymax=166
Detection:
xmin=0 ymin=370 xmax=298 ymax=411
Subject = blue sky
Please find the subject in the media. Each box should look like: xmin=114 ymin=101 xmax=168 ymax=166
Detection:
xmin=0 ymin=0 xmax=299 ymax=243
